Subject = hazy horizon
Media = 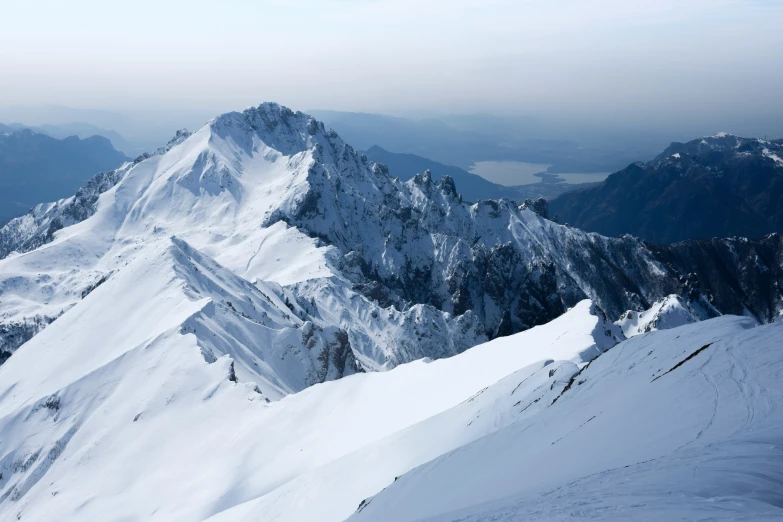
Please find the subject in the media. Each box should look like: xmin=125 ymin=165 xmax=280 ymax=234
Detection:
xmin=2 ymin=0 xmax=782 ymax=136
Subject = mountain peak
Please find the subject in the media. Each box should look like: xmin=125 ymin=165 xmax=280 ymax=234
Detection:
xmin=207 ymin=102 xmax=334 ymax=158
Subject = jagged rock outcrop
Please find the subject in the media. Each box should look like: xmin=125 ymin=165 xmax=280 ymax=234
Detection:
xmin=648 ymin=233 xmax=783 ymax=322
xmin=0 ymin=316 xmax=55 ymax=363
xmin=518 ymin=198 xmax=548 ymax=218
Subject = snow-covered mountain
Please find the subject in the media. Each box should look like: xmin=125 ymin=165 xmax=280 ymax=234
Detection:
xmin=0 ymin=105 xmax=489 ymax=383
xmin=0 ymin=104 xmax=782 ymax=362
xmin=0 ymin=129 xmax=190 ymax=260
xmin=1 ymin=103 xmax=781 ymax=374
xmin=0 ymin=103 xmax=781 ymax=520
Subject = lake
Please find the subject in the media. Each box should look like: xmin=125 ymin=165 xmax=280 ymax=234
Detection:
xmin=469 ymin=161 xmax=610 ymax=186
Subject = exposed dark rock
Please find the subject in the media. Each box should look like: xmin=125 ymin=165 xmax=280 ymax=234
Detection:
xmin=518 ymin=198 xmax=548 ymax=219
xmin=0 ymin=316 xmax=57 ymax=365
xmin=493 ymin=310 xmax=514 ymax=338
xmin=649 ymin=234 xmax=783 ymax=323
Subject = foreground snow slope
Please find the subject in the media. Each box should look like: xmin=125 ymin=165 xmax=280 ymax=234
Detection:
xmin=0 ymin=271 xmax=612 ymax=522
xmin=348 ymin=316 xmax=783 ymax=522
xmin=207 ymin=360 xmax=580 ymax=522
xmin=201 ymin=301 xmax=618 ymax=522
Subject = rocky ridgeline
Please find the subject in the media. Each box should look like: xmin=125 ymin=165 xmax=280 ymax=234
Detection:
xmin=1 ymin=104 xmax=781 ymax=378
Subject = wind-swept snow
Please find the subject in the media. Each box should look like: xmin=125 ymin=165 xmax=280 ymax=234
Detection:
xmin=348 ymin=316 xmax=783 ymax=522
xmin=0 ymin=287 xmax=612 ymax=521
xmin=763 ymin=147 xmax=783 ymax=166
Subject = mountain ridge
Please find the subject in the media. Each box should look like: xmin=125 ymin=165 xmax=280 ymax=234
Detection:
xmin=1 ymin=103 xmax=781 ymax=375
xmin=550 ymin=133 xmax=783 ymax=243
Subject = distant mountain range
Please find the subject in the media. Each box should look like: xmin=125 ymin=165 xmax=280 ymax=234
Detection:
xmin=0 ymin=128 xmax=129 ymax=225
xmin=0 ymin=121 xmax=145 ymax=156
xmin=550 ymin=134 xmax=783 ymax=243
xmin=364 ymin=145 xmax=597 ymax=202
xmin=310 ymin=110 xmax=662 ymax=173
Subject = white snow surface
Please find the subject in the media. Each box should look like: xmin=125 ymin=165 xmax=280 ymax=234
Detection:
xmin=0 ymin=103 xmax=491 ymax=378
xmin=348 ymin=316 xmax=783 ymax=522
xmin=0 ymin=293 xmax=612 ymax=521
xmin=763 ymin=147 xmax=783 ymax=166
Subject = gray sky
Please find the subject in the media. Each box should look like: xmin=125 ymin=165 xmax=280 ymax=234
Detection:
xmin=1 ymin=0 xmax=782 ymax=126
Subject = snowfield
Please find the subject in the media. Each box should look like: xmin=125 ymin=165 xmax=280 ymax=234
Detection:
xmin=0 ymin=292 xmax=616 ymax=521
xmin=349 ymin=317 xmax=783 ymax=522
xmin=1 ymin=264 xmax=781 ymax=521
